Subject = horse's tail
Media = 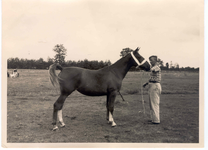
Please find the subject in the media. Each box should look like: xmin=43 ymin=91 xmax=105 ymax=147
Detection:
xmin=49 ymin=63 xmax=63 ymax=88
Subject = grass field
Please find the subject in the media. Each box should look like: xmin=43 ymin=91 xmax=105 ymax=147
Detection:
xmin=6 ymin=69 xmax=199 ymax=144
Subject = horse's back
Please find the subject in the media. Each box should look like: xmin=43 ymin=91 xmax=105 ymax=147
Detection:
xmin=58 ymin=67 xmax=110 ymax=96
xmin=57 ymin=66 xmax=121 ymax=96
xmin=59 ymin=67 xmax=83 ymax=78
xmin=57 ymin=67 xmax=99 ymax=92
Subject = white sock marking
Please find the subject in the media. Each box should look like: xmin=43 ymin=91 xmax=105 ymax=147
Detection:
xmin=109 ymin=111 xmax=116 ymax=127
xmin=57 ymin=110 xmax=65 ymax=127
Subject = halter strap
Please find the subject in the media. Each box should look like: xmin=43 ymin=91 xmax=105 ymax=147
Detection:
xmin=130 ymin=52 xmax=146 ymax=66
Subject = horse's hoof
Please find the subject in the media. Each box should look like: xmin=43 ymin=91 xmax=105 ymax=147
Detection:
xmin=60 ymin=124 xmax=65 ymax=128
xmin=112 ymin=122 xmax=117 ymax=127
xmin=59 ymin=122 xmax=65 ymax=128
xmin=52 ymin=126 xmax=59 ymax=131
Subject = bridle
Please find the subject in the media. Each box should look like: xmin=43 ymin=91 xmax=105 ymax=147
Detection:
xmin=130 ymin=52 xmax=147 ymax=67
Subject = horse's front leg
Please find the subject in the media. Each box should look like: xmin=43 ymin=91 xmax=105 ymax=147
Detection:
xmin=107 ymin=91 xmax=117 ymax=127
xmin=106 ymin=98 xmax=109 ymax=122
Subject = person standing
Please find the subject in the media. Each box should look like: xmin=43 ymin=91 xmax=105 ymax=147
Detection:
xmin=143 ymin=55 xmax=162 ymax=124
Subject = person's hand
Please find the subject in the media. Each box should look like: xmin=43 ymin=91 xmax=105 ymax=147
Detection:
xmin=143 ymin=82 xmax=148 ymax=88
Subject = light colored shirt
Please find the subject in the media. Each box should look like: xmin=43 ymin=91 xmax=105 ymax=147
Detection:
xmin=149 ymin=64 xmax=161 ymax=83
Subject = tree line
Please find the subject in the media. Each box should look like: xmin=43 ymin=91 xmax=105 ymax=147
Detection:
xmin=7 ymin=57 xmax=112 ymax=70
xmin=7 ymin=45 xmax=199 ymax=71
xmin=7 ymin=56 xmax=199 ymax=71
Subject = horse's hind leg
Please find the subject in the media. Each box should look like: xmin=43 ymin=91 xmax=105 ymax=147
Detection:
xmin=52 ymin=94 xmax=69 ymax=131
xmin=57 ymin=109 xmax=65 ymax=127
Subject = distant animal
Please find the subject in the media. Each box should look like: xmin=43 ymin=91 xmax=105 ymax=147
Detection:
xmin=10 ymin=69 xmax=19 ymax=78
xmin=49 ymin=47 xmax=150 ymax=131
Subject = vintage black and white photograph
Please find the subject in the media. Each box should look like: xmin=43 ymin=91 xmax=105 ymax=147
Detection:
xmin=2 ymin=0 xmax=204 ymax=148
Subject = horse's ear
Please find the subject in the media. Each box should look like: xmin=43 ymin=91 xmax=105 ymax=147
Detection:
xmin=135 ymin=47 xmax=140 ymax=53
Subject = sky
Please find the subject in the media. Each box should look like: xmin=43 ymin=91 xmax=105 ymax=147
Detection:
xmin=2 ymin=0 xmax=204 ymax=68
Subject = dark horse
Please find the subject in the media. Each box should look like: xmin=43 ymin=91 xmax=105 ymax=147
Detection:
xmin=49 ymin=47 xmax=150 ymax=131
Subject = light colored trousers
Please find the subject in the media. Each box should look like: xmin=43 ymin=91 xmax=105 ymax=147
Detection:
xmin=148 ymin=83 xmax=162 ymax=123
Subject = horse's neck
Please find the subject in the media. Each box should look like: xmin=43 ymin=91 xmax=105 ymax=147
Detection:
xmin=110 ymin=55 xmax=133 ymax=79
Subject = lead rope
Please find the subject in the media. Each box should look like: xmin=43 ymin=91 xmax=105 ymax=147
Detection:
xmin=118 ymin=91 xmax=125 ymax=101
xmin=141 ymin=71 xmax=145 ymax=115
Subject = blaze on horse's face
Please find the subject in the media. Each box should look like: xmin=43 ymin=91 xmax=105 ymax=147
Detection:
xmin=133 ymin=48 xmax=150 ymax=71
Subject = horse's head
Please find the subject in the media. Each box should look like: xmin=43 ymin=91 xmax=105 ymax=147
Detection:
xmin=131 ymin=47 xmax=150 ymax=71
